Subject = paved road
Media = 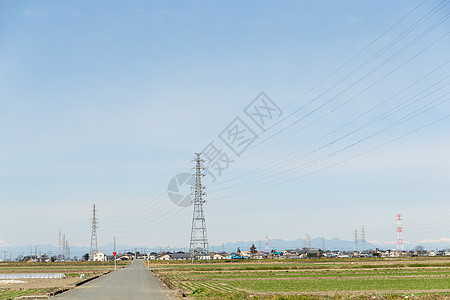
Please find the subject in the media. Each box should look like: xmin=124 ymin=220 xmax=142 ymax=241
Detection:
xmin=54 ymin=259 xmax=173 ymax=299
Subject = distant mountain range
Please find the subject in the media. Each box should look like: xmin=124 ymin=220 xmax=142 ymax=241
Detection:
xmin=1 ymin=237 xmax=448 ymax=259
xmin=216 ymin=237 xmax=377 ymax=253
xmin=217 ymin=237 xmax=450 ymax=252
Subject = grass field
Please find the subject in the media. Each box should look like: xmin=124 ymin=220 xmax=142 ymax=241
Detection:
xmin=150 ymin=257 xmax=450 ymax=299
xmin=0 ymin=288 xmax=56 ymax=300
xmin=0 ymin=261 xmax=130 ymax=300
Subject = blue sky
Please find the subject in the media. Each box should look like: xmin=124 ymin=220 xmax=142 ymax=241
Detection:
xmin=0 ymin=0 xmax=449 ymax=250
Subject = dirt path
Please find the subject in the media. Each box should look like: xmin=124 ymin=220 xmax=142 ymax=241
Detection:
xmin=0 ymin=277 xmax=80 ymax=289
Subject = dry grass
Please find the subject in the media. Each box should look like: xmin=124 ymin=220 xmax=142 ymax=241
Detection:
xmin=150 ymin=257 xmax=450 ymax=299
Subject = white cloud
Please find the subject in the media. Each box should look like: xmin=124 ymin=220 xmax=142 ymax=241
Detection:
xmin=369 ymin=240 xmax=393 ymax=245
xmin=368 ymin=240 xmax=413 ymax=245
xmin=0 ymin=238 xmax=11 ymax=247
xmin=419 ymin=238 xmax=450 ymax=244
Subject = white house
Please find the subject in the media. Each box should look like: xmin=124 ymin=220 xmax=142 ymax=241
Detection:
xmin=93 ymin=252 xmax=106 ymax=261
xmin=212 ymin=253 xmax=227 ymax=260
xmin=157 ymin=254 xmax=171 ymax=261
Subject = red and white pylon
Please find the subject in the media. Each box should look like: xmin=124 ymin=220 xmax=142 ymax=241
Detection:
xmin=396 ymin=214 xmax=403 ymax=251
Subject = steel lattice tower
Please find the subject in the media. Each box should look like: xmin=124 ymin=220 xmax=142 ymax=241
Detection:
xmin=189 ymin=153 xmax=209 ymax=259
xmin=396 ymin=214 xmax=403 ymax=250
xmin=361 ymin=225 xmax=366 ymax=251
xmin=58 ymin=229 xmax=62 ymax=260
xmin=265 ymin=235 xmax=269 ymax=253
xmin=89 ymin=204 xmax=99 ymax=260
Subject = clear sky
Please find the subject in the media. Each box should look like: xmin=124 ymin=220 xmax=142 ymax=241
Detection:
xmin=1 ymin=0 xmax=449 ymax=250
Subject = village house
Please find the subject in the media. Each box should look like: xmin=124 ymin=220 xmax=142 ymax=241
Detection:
xmin=283 ymin=249 xmax=301 ymax=258
xmin=240 ymin=251 xmax=252 ymax=258
xmin=212 ymin=252 xmax=227 ymax=260
xmin=117 ymin=253 xmax=133 ymax=261
xmin=157 ymin=253 xmax=171 ymax=260
xmin=147 ymin=254 xmax=157 ymax=260
xmin=170 ymin=253 xmax=191 ymax=261
xmin=93 ymin=252 xmax=106 ymax=261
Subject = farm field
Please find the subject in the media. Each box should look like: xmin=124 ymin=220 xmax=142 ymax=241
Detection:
xmin=0 ymin=261 xmax=130 ymax=300
xmin=151 ymin=257 xmax=450 ymax=299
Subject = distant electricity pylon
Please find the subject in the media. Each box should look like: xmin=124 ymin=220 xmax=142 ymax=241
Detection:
xmin=361 ymin=226 xmax=366 ymax=251
xmin=354 ymin=229 xmax=358 ymax=251
xmin=57 ymin=230 xmax=70 ymax=260
xmin=58 ymin=229 xmax=62 ymax=259
xmin=65 ymin=238 xmax=70 ymax=259
xmin=62 ymin=234 xmax=66 ymax=259
xmin=189 ymin=153 xmax=209 ymax=258
xmin=89 ymin=204 xmax=99 ymax=259
xmin=265 ymin=235 xmax=269 ymax=253
xmin=304 ymin=234 xmax=311 ymax=249
xmin=396 ymin=214 xmax=403 ymax=250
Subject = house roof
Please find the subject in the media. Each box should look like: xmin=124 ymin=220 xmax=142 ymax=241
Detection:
xmin=170 ymin=253 xmax=191 ymax=259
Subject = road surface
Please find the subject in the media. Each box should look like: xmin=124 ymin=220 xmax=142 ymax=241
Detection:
xmin=54 ymin=259 xmax=173 ymax=299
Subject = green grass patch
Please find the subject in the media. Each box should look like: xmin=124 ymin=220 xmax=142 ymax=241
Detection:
xmin=0 ymin=288 xmax=50 ymax=300
xmin=228 ymin=277 xmax=450 ymax=293
xmin=151 ymin=258 xmax=450 ymax=299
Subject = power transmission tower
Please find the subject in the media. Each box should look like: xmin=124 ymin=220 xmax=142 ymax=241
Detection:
xmin=66 ymin=240 xmax=70 ymax=260
xmin=58 ymin=229 xmax=62 ymax=260
xmin=321 ymin=236 xmax=325 ymax=250
xmin=354 ymin=229 xmax=358 ymax=251
xmin=89 ymin=204 xmax=99 ymax=260
xmin=189 ymin=153 xmax=208 ymax=260
xmin=361 ymin=226 xmax=366 ymax=251
xmin=304 ymin=234 xmax=311 ymax=249
xmin=62 ymin=234 xmax=66 ymax=260
xmin=265 ymin=235 xmax=269 ymax=253
xmin=396 ymin=214 xmax=403 ymax=251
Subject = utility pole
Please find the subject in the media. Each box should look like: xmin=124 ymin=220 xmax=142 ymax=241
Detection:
xmin=114 ymin=237 xmax=117 ymax=271
xmin=189 ymin=153 xmax=208 ymax=261
xmin=89 ymin=204 xmax=99 ymax=260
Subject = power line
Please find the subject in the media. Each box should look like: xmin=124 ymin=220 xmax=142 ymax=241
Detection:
xmin=209 ymin=81 xmax=450 ymax=195
xmin=208 ymin=113 xmax=450 ymax=201
xmin=212 ymin=62 xmax=449 ymax=189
